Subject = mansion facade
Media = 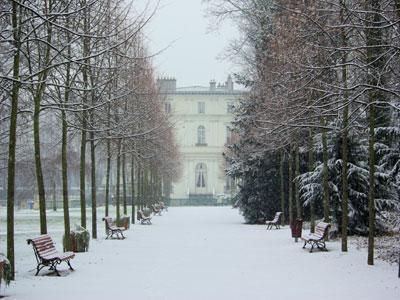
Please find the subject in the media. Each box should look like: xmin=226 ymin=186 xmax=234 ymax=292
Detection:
xmin=158 ymin=76 xmax=243 ymax=205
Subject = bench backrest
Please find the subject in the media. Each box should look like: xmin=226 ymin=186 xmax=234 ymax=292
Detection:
xmin=138 ymin=210 xmax=149 ymax=219
xmin=27 ymin=235 xmax=57 ymax=259
xmin=103 ymin=217 xmax=114 ymax=229
xmin=314 ymin=222 xmax=331 ymax=239
xmin=272 ymin=212 xmax=283 ymax=222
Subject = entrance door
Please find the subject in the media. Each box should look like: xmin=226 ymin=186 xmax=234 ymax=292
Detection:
xmin=195 ymin=163 xmax=207 ymax=194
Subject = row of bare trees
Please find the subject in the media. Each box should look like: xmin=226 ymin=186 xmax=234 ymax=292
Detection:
xmin=209 ymin=0 xmax=400 ymax=265
xmin=0 ymin=0 xmax=180 ymax=279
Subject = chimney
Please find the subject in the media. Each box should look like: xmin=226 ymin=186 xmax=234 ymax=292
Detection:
xmin=157 ymin=77 xmax=177 ymax=92
xmin=209 ymin=79 xmax=216 ymax=91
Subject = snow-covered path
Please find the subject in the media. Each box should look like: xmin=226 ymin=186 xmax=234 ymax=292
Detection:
xmin=6 ymin=207 xmax=400 ymax=299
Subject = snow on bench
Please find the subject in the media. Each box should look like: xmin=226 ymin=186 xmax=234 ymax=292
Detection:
xmin=301 ymin=222 xmax=331 ymax=253
xmin=103 ymin=217 xmax=126 ymax=239
xmin=265 ymin=212 xmax=283 ymax=229
xmin=27 ymin=234 xmax=75 ymax=276
xmin=137 ymin=210 xmax=152 ymax=225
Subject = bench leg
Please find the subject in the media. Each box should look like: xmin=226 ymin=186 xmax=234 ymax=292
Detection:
xmin=51 ymin=261 xmax=61 ymax=276
xmin=67 ymin=260 xmax=74 ymax=271
xmin=35 ymin=264 xmax=46 ymax=276
xmin=317 ymin=241 xmax=327 ymax=251
xmin=302 ymin=241 xmax=307 ymax=249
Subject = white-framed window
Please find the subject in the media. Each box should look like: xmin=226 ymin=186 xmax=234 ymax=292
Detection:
xmin=227 ymin=102 xmax=234 ymax=113
xmin=197 ymin=125 xmax=206 ymax=144
xmin=226 ymin=126 xmax=232 ymax=144
xmin=164 ymin=102 xmax=171 ymax=114
xmin=198 ymin=101 xmax=205 ymax=114
xmin=195 ymin=163 xmax=207 ymax=188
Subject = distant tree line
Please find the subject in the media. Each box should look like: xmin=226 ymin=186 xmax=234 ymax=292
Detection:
xmin=208 ymin=0 xmax=400 ymax=265
xmin=0 ymin=0 xmax=180 ymax=279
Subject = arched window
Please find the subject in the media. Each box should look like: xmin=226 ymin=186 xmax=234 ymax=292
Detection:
xmin=195 ymin=163 xmax=207 ymax=188
xmin=197 ymin=125 xmax=205 ymax=144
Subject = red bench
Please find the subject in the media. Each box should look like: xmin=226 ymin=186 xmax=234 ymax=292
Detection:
xmin=27 ymin=234 xmax=75 ymax=276
xmin=151 ymin=204 xmax=162 ymax=216
xmin=301 ymin=222 xmax=331 ymax=252
xmin=137 ymin=210 xmax=152 ymax=224
xmin=103 ymin=217 xmax=126 ymax=239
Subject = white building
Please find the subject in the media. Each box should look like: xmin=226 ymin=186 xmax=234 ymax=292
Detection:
xmin=158 ymin=76 xmax=243 ymax=205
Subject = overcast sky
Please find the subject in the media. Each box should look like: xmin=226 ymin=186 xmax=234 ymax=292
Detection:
xmin=135 ymin=0 xmax=239 ymax=87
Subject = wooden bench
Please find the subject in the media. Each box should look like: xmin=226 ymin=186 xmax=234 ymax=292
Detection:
xmin=301 ymin=222 xmax=331 ymax=253
xmin=137 ymin=210 xmax=152 ymax=224
xmin=27 ymin=234 xmax=75 ymax=276
xmin=265 ymin=212 xmax=283 ymax=229
xmin=103 ymin=217 xmax=126 ymax=239
xmin=159 ymin=201 xmax=168 ymax=212
xmin=151 ymin=204 xmax=162 ymax=216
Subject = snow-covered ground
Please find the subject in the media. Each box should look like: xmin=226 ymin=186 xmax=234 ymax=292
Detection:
xmin=1 ymin=206 xmax=399 ymax=299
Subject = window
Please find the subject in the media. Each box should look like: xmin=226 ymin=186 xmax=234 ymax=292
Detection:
xmin=164 ymin=102 xmax=171 ymax=114
xmin=195 ymin=163 xmax=207 ymax=188
xmin=197 ymin=125 xmax=205 ymax=145
xmin=198 ymin=102 xmax=205 ymax=114
xmin=226 ymin=126 xmax=232 ymax=144
xmin=227 ymin=102 xmax=234 ymax=113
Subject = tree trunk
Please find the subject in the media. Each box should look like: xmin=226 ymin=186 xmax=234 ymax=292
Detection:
xmin=340 ymin=0 xmax=349 ymax=252
xmin=80 ymin=0 xmax=90 ymax=229
xmin=280 ymin=151 xmax=286 ymax=225
xmin=308 ymin=129 xmax=315 ymax=233
xmin=52 ymin=179 xmax=57 ymax=211
xmin=80 ymin=116 xmax=87 ymax=228
xmin=367 ymin=98 xmax=376 ymax=265
xmin=33 ymin=0 xmax=54 ymax=234
xmin=288 ymin=145 xmax=293 ymax=225
xmin=105 ymin=139 xmax=111 ymax=217
xmin=366 ymin=0 xmax=382 ymax=265
xmin=6 ymin=1 xmax=22 ymax=279
xmin=116 ymin=140 xmax=121 ymax=222
xmin=295 ymin=145 xmax=301 ymax=219
xmin=90 ymin=126 xmax=97 ymax=239
xmin=122 ymin=149 xmax=127 ymax=215
xmin=34 ymin=88 xmax=47 ymax=234
xmin=61 ymin=92 xmax=71 ymax=251
xmin=321 ymin=117 xmax=330 ymax=223
xmin=131 ymin=155 xmax=135 ymax=224
xmin=137 ymin=162 xmax=142 ymax=210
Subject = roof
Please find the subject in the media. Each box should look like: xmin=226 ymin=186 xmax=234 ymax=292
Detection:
xmin=162 ymin=85 xmax=245 ymax=95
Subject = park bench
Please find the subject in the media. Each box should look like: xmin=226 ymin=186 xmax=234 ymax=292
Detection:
xmin=159 ymin=201 xmax=168 ymax=212
xmin=152 ymin=204 xmax=162 ymax=216
xmin=27 ymin=234 xmax=75 ymax=276
xmin=265 ymin=212 xmax=283 ymax=229
xmin=137 ymin=210 xmax=152 ymax=224
xmin=103 ymin=217 xmax=126 ymax=239
xmin=301 ymin=222 xmax=331 ymax=253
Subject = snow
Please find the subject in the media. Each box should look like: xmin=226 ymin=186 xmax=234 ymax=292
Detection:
xmin=1 ymin=206 xmax=399 ymax=299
